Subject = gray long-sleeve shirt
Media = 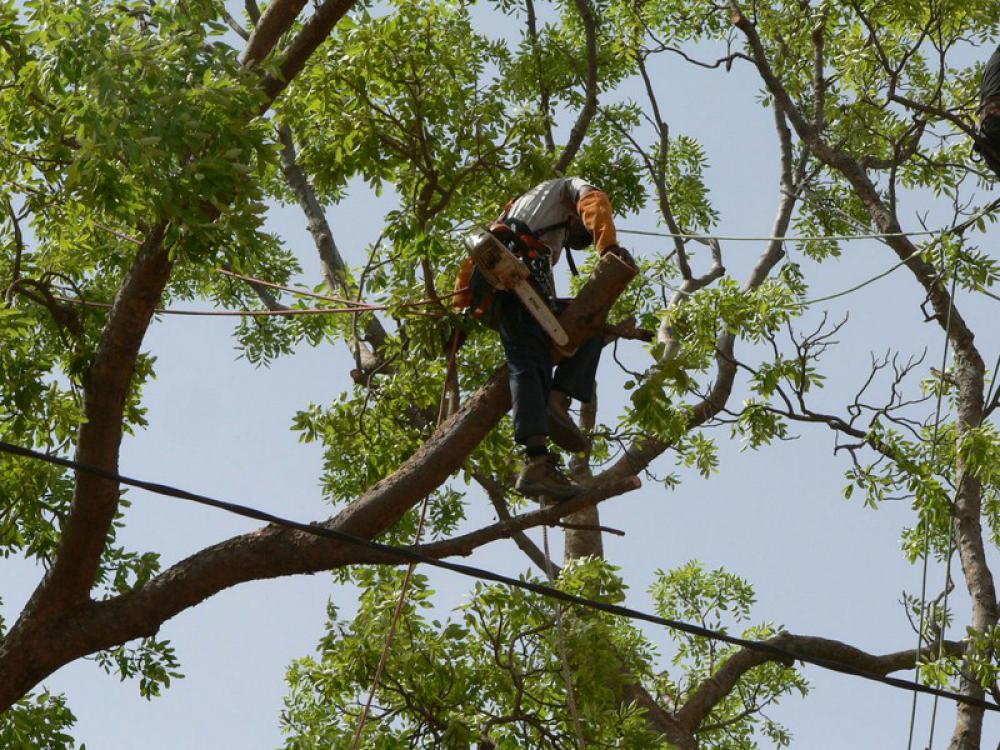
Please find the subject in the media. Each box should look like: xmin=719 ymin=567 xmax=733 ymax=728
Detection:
xmin=504 ymin=177 xmax=597 ymax=266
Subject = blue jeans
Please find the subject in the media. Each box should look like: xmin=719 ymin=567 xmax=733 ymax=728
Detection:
xmin=494 ymin=292 xmax=603 ymax=445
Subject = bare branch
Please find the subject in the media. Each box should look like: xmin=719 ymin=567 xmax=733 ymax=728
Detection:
xmin=553 ymin=0 xmax=598 ymax=173
xmin=676 ymin=633 xmax=965 ymax=731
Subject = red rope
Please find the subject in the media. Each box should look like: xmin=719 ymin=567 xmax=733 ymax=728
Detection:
xmin=349 ymin=329 xmax=462 ymax=748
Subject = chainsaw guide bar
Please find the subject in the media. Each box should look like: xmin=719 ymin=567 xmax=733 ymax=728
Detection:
xmin=465 ymin=230 xmax=570 ymax=349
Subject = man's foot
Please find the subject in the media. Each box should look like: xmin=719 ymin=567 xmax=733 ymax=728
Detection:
xmin=515 ymin=454 xmax=584 ymax=500
xmin=546 ymin=392 xmax=590 ymax=454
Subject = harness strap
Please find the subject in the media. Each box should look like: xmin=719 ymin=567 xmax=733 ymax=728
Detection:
xmin=564 ymin=247 xmax=579 ymax=277
xmin=501 ymin=214 xmax=579 ymax=275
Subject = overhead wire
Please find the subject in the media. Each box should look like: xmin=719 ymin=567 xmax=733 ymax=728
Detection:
xmin=641 ymin=201 xmax=1000 ymax=309
xmin=1 ymin=438 xmax=998 ymax=716
xmin=44 ymin=288 xmax=466 ymax=319
xmin=652 ymin=247 xmax=925 ymax=309
xmin=618 ymin=227 xmax=942 ymax=242
xmin=619 ymin=196 xmax=1000 ymax=246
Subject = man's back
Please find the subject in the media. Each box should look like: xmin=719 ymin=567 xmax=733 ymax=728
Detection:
xmin=506 ymin=177 xmax=596 ymax=262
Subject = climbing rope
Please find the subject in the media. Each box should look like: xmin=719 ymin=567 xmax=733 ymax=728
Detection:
xmin=925 ymin=467 xmax=963 ymax=748
xmin=216 ymin=267 xmax=468 ymax=312
xmin=349 ymin=329 xmax=462 ymax=749
xmin=906 ymin=271 xmax=959 ymax=750
xmin=542 ymin=520 xmax=587 ymax=750
xmin=43 ymin=287 xmax=465 ymax=319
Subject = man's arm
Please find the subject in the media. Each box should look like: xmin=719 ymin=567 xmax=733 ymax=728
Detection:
xmin=564 ymin=177 xmax=632 ymax=265
xmin=576 ymin=189 xmax=619 ymax=254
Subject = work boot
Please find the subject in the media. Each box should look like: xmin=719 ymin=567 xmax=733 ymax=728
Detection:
xmin=546 ymin=391 xmax=590 ymax=454
xmin=515 ymin=454 xmax=584 ymax=501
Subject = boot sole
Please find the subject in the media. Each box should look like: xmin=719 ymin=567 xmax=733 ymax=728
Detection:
xmin=515 ymin=479 xmax=582 ymax=501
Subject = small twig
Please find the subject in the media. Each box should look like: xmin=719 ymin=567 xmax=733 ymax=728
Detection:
xmin=552 ymin=521 xmax=625 ymax=537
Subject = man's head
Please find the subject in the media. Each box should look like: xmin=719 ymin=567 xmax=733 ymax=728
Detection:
xmin=564 ymin=215 xmax=594 ymax=250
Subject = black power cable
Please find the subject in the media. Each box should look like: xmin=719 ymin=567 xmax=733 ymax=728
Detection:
xmin=2 ymin=439 xmax=998 ymax=715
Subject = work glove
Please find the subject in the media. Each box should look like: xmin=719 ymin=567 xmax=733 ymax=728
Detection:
xmin=601 ymin=244 xmax=637 ymax=270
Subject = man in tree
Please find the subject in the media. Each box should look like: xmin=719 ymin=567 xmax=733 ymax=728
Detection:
xmin=457 ymin=177 xmax=636 ymax=500
xmin=977 ymin=45 xmax=1000 ymax=177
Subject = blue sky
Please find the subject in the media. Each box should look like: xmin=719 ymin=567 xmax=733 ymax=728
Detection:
xmin=4 ymin=1 xmax=1000 ymax=747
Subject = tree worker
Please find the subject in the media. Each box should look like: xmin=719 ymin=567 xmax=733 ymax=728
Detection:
xmin=454 ymin=177 xmax=636 ymax=500
xmin=976 ymin=44 xmax=1000 ymax=178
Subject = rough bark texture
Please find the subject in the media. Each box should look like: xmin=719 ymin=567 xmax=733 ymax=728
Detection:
xmin=260 ymin=0 xmax=358 ymax=104
xmin=564 ymin=390 xmax=603 ymax=561
xmin=675 ymin=635 xmax=966 ymax=733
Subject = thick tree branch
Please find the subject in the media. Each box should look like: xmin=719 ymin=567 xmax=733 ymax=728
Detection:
xmin=728 ymin=8 xmax=996 ymax=747
xmin=239 ymin=0 xmax=308 ymax=68
xmin=0 ymin=0 xmax=362 ymax=711
xmin=675 ymin=633 xmax=966 ymax=732
xmin=31 ymin=224 xmax=171 ymax=613
xmin=260 ymin=0 xmax=358 ymax=105
xmin=621 ymin=676 xmax=697 ymax=750
xmin=729 ymin=4 xmax=977 ymax=357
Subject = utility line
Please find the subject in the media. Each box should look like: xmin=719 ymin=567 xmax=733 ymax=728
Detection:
xmin=654 ymin=247 xmax=924 ymax=309
xmin=1 ymin=439 xmax=998 ymax=716
xmin=618 ymin=227 xmax=942 ymax=242
xmin=620 ymin=196 xmax=1000 ymax=245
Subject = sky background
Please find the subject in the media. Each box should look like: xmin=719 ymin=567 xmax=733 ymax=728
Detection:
xmin=4 ymin=2 xmax=1000 ymax=748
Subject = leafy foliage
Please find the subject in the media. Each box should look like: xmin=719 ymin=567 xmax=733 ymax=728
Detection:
xmin=281 ymin=560 xmax=804 ymax=749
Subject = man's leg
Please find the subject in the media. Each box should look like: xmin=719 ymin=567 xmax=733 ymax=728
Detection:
xmin=496 ymin=292 xmax=552 ymax=445
xmin=548 ymin=331 xmax=603 ymax=445
xmin=495 ymin=293 xmax=583 ymax=500
xmin=552 ymin=333 xmax=603 ymax=405
xmin=540 ymin=302 xmax=600 ymax=454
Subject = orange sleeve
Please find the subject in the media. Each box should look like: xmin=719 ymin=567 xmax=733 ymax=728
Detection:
xmin=576 ymin=190 xmax=618 ymax=254
xmin=452 ymin=256 xmax=475 ymax=310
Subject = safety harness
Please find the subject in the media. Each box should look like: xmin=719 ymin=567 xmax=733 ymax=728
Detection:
xmin=463 ymin=215 xmax=576 ymax=320
xmin=453 ymin=199 xmax=587 ymax=318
